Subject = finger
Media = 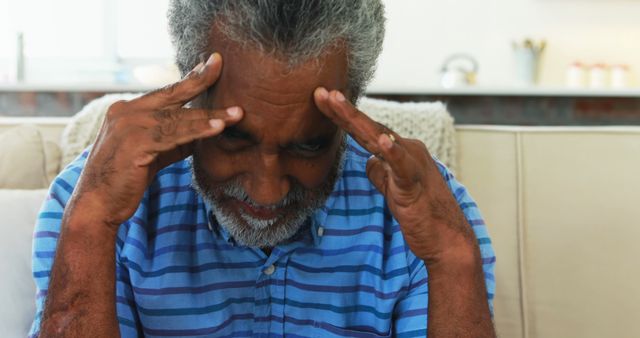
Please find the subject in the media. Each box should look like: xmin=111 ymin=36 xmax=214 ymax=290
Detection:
xmin=365 ymin=155 xmax=389 ymax=195
xmin=314 ymin=87 xmax=377 ymax=152
xmin=314 ymin=87 xmax=420 ymax=185
xmin=146 ymin=120 xmax=225 ymax=171
xmin=375 ymin=133 xmax=422 ymax=190
xmin=323 ymin=90 xmax=395 ymax=156
xmin=132 ymin=53 xmax=223 ymax=110
xmin=149 ymin=107 xmax=243 ymax=147
xmin=149 ymin=106 xmax=243 ymax=124
xmin=137 ymin=116 xmax=239 ymax=167
xmin=313 ymin=87 xmax=336 ymax=120
xmin=320 ymin=89 xmax=421 ymax=184
xmin=154 ymin=119 xmax=225 ymax=150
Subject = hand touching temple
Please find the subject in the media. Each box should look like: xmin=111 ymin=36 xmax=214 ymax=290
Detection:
xmin=33 ymin=1 xmax=496 ymax=337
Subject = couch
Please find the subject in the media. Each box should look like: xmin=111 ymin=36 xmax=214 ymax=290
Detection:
xmin=1 ymin=117 xmax=639 ymax=338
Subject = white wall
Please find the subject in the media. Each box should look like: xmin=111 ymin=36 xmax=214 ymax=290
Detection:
xmin=0 ymin=0 xmax=173 ymax=84
xmin=369 ymin=0 xmax=640 ymax=90
xmin=2 ymin=0 xmax=639 ymax=90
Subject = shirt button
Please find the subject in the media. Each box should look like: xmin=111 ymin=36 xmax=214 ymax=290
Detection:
xmin=263 ymin=264 xmax=276 ymax=275
xmin=317 ymin=226 xmax=325 ymax=237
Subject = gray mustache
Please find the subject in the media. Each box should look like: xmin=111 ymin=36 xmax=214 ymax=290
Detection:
xmin=220 ymin=179 xmax=306 ymax=211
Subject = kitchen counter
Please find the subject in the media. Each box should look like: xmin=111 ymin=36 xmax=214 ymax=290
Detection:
xmin=367 ymin=85 xmax=640 ymax=98
xmin=3 ymin=83 xmax=639 ymax=97
xmin=2 ymin=83 xmax=640 ymax=124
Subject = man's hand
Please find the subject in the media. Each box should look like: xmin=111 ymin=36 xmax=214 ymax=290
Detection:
xmin=76 ymin=52 xmax=243 ymax=227
xmin=314 ymin=88 xmax=496 ymax=338
xmin=39 ymin=53 xmax=243 ymax=337
xmin=314 ymin=88 xmax=473 ymax=264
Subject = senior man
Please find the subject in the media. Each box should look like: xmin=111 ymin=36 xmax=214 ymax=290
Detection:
xmin=32 ymin=1 xmax=495 ymax=337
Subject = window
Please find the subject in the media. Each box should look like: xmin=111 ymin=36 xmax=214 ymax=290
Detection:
xmin=0 ymin=0 xmax=173 ymax=84
xmin=115 ymin=0 xmax=173 ymax=59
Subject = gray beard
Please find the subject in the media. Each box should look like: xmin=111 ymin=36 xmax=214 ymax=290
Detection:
xmin=191 ymin=136 xmax=346 ymax=248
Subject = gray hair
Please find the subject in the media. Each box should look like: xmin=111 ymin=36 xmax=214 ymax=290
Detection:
xmin=167 ymin=0 xmax=385 ymax=99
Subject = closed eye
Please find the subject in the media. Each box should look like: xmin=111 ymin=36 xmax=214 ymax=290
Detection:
xmin=220 ymin=127 xmax=252 ymax=141
xmin=288 ymin=139 xmax=329 ymax=157
xmin=215 ymin=127 xmax=254 ymax=151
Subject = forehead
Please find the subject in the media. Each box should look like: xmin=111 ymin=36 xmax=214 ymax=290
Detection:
xmin=205 ymin=31 xmax=349 ymax=139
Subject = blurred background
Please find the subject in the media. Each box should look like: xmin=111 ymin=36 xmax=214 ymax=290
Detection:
xmin=0 ymin=0 xmax=174 ymax=85
xmin=2 ymin=0 xmax=640 ymax=123
xmin=1 ymin=1 xmax=639 ymax=338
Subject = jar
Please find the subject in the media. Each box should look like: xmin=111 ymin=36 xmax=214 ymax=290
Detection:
xmin=588 ymin=63 xmax=609 ymax=89
xmin=610 ymin=65 xmax=629 ymax=89
xmin=566 ymin=62 xmax=586 ymax=88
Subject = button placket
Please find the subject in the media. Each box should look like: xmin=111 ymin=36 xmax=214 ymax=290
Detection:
xmin=255 ymin=254 xmax=287 ymax=336
xmin=274 ymin=254 xmax=289 ymax=336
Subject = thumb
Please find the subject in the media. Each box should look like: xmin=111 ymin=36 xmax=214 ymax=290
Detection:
xmin=365 ymin=155 xmax=390 ymax=196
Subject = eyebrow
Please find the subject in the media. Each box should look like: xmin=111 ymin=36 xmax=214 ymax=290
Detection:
xmin=222 ymin=125 xmax=337 ymax=146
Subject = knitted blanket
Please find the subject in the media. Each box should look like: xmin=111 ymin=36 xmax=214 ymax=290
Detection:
xmin=61 ymin=95 xmax=456 ymax=171
xmin=357 ymin=97 xmax=456 ymax=172
xmin=60 ymin=93 xmax=142 ymax=166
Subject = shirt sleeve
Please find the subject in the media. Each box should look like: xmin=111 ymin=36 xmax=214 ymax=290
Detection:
xmin=29 ymin=151 xmax=140 ymax=337
xmin=392 ymin=161 xmax=496 ymax=337
xmin=115 ymin=232 xmax=143 ymax=336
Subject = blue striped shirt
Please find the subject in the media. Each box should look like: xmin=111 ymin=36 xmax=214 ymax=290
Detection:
xmin=30 ymin=137 xmax=495 ymax=337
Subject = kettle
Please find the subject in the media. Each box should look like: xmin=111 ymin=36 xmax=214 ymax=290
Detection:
xmin=440 ymin=54 xmax=478 ymax=88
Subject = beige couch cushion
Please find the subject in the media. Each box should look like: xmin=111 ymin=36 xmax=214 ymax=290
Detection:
xmin=457 ymin=126 xmax=640 ymax=338
xmin=0 ymin=125 xmax=61 ymax=189
xmin=0 ymin=189 xmax=49 ymax=336
xmin=521 ymin=130 xmax=640 ymax=338
xmin=457 ymin=129 xmax=523 ymax=338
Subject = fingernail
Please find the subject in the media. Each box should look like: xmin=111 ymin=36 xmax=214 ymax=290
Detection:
xmin=209 ymin=119 xmax=223 ymax=129
xmin=226 ymin=106 xmax=241 ymax=117
xmin=193 ymin=62 xmax=205 ymax=73
xmin=206 ymin=53 xmax=219 ymax=67
xmin=316 ymin=87 xmax=329 ymax=99
xmin=335 ymin=91 xmax=346 ymax=102
xmin=380 ymin=134 xmax=393 ymax=149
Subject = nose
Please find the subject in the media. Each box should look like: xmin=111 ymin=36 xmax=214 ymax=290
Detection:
xmin=243 ymin=151 xmax=290 ymax=206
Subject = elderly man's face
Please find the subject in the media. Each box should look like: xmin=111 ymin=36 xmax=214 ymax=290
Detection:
xmin=191 ymin=36 xmax=349 ymax=248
